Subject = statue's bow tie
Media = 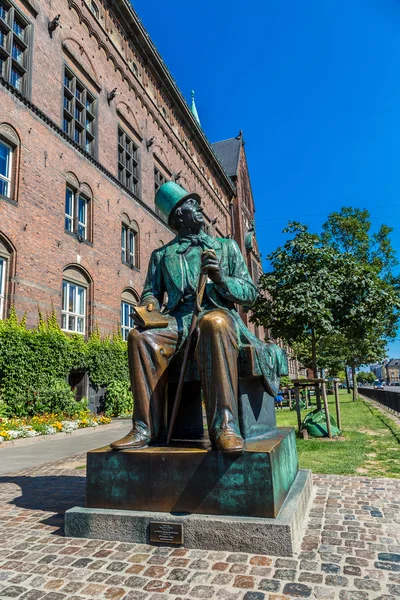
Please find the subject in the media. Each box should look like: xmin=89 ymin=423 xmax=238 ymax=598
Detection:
xmin=177 ymin=235 xmax=213 ymax=254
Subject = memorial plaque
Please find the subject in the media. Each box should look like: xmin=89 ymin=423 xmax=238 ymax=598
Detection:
xmin=149 ymin=522 xmax=183 ymax=545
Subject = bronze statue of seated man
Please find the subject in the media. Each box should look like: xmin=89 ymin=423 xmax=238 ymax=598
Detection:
xmin=111 ymin=182 xmax=287 ymax=455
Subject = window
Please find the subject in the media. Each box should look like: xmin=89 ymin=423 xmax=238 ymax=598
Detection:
xmin=118 ymin=127 xmax=139 ymax=195
xmin=90 ymin=0 xmax=99 ymax=18
xmin=63 ymin=67 xmax=96 ymax=156
xmin=121 ymin=289 xmax=138 ymax=340
xmin=62 ymin=280 xmax=86 ymax=334
xmin=0 ymin=140 xmax=11 ymax=197
xmin=121 ymin=301 xmax=134 ymax=340
xmin=0 ymin=256 xmax=6 ymax=319
xmin=121 ymin=222 xmax=139 ymax=268
xmin=0 ymin=0 xmax=31 ymax=96
xmin=65 ymin=185 xmax=90 ymax=241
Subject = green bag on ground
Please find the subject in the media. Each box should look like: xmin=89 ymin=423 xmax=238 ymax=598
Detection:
xmin=302 ymin=409 xmax=341 ymax=438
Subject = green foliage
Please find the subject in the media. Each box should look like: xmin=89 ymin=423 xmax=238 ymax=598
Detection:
xmin=357 ymin=371 xmax=376 ymax=385
xmin=280 ymin=376 xmax=292 ymax=388
xmin=86 ymin=332 xmax=129 ymax=390
xmin=0 ymin=309 xmax=130 ymax=417
xmin=252 ymin=211 xmax=400 ymax=387
xmin=103 ymin=379 xmax=133 ymax=417
xmin=321 ymin=207 xmax=398 ymax=279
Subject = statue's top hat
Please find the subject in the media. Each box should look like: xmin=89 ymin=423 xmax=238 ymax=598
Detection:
xmin=155 ymin=182 xmax=201 ymax=226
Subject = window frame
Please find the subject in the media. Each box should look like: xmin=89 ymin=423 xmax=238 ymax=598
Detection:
xmin=0 ymin=138 xmax=12 ymax=198
xmin=121 ymin=222 xmax=139 ymax=269
xmin=61 ymin=279 xmax=86 ymax=335
xmin=64 ymin=184 xmax=91 ymax=242
xmin=121 ymin=300 xmax=135 ymax=340
xmin=62 ymin=65 xmax=97 ymax=157
xmin=0 ymin=255 xmax=6 ymax=319
xmin=117 ymin=126 xmax=140 ymax=196
xmin=0 ymin=0 xmax=32 ymax=98
xmin=90 ymin=0 xmax=99 ymax=18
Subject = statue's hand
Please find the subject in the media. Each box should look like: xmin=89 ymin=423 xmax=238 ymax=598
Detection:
xmin=201 ymin=249 xmax=222 ymax=284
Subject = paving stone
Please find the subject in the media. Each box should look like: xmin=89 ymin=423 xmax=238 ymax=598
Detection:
xmin=353 ymin=578 xmax=381 ymax=591
xmin=212 ymin=573 xmax=234 ymax=585
xmin=324 ymin=574 xmax=348 ymax=587
xmin=19 ymin=592 xmax=46 ymax=600
xmin=321 ymin=563 xmax=340 ymax=573
xmin=258 ymin=580 xmax=281 ymax=592
xmin=298 ymin=572 xmax=323 ymax=584
xmin=242 ymin=593 xmax=266 ymax=600
xmin=375 ymin=561 xmax=400 ymax=572
xmin=339 ymin=592 xmax=369 ymax=600
xmin=233 ymin=575 xmax=255 ymax=589
xmin=273 ymin=569 xmax=296 ymax=581
xmin=1 ymin=587 xmax=28 ymax=598
xmin=190 ymin=585 xmax=215 ymax=598
xmin=312 ymin=588 xmax=335 ymax=599
xmin=281 ymin=583 xmax=312 ymax=597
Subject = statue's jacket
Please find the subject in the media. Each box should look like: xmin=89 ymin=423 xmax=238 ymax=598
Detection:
xmin=140 ymin=233 xmax=288 ymax=397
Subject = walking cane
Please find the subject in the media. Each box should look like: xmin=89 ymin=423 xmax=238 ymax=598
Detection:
xmin=166 ymin=256 xmax=210 ymax=445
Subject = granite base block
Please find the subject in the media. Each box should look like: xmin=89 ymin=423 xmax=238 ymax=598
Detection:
xmin=65 ymin=469 xmax=313 ymax=556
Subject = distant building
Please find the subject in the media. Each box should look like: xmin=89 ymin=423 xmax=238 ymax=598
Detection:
xmin=385 ymin=359 xmax=400 ymax=384
xmin=370 ymin=360 xmax=389 ymax=382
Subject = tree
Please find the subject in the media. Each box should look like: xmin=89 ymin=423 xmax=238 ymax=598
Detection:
xmin=252 ymin=216 xmax=400 ymax=404
xmin=251 ymin=223 xmax=348 ymax=408
xmin=321 ymin=207 xmax=398 ymax=279
xmin=357 ymin=371 xmax=376 ymax=385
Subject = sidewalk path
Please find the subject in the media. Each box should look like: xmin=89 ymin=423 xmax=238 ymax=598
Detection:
xmin=0 ymin=420 xmax=130 ymax=476
xmin=0 ymin=454 xmax=399 ymax=599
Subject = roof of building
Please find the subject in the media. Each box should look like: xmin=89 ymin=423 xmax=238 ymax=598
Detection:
xmin=211 ymin=136 xmax=242 ymax=178
xmin=387 ymin=358 xmax=400 ymax=367
xmin=115 ymin=0 xmax=236 ymax=197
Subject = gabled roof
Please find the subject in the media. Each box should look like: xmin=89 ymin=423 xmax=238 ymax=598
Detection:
xmin=211 ymin=137 xmax=242 ymax=178
xmin=387 ymin=358 xmax=400 ymax=367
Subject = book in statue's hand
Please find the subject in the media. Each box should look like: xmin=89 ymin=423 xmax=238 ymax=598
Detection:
xmin=130 ymin=304 xmax=169 ymax=329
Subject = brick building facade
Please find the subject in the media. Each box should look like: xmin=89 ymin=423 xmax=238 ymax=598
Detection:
xmin=0 ymin=0 xmax=263 ymax=339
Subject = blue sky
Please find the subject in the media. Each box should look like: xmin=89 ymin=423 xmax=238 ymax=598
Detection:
xmin=132 ymin=0 xmax=400 ymax=358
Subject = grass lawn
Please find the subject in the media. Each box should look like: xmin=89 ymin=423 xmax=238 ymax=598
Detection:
xmin=276 ymin=391 xmax=400 ymax=479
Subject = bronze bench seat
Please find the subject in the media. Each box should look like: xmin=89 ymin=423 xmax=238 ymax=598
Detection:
xmin=166 ymin=344 xmax=276 ymax=443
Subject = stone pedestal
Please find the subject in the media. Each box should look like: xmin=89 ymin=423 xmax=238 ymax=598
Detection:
xmin=85 ymin=427 xmax=298 ymax=518
xmin=65 ymin=469 xmax=313 ymax=556
xmin=64 ymin=426 xmax=313 ymax=556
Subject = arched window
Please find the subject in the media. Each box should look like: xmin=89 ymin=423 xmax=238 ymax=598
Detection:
xmin=65 ymin=174 xmax=92 ymax=242
xmin=121 ymin=216 xmax=139 ymax=269
xmin=121 ymin=288 xmax=139 ymax=340
xmin=0 ymin=123 xmax=20 ymax=203
xmin=62 ymin=266 xmax=91 ymax=334
xmin=90 ymin=0 xmax=99 ymax=18
xmin=0 ymin=234 xmax=14 ymax=319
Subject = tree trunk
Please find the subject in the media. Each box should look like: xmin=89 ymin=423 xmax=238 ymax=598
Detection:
xmin=351 ymin=364 xmax=357 ymax=402
xmin=345 ymin=367 xmax=350 ymax=394
xmin=311 ymin=330 xmax=321 ymax=410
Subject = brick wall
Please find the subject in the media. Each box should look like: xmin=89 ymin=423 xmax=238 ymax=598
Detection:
xmin=0 ymin=0 xmax=262 ymax=337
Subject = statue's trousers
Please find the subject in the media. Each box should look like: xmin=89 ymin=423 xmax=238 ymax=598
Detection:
xmin=128 ymin=309 xmax=240 ymax=441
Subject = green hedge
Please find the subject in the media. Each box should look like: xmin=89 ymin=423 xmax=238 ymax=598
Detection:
xmin=0 ymin=308 xmax=131 ymax=417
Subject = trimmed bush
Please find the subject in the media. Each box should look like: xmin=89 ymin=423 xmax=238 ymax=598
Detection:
xmin=0 ymin=308 xmax=130 ymax=417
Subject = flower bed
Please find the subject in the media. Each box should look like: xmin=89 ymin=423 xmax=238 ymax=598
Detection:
xmin=0 ymin=411 xmax=111 ymax=442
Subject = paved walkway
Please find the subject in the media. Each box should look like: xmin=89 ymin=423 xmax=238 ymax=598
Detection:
xmin=0 ymin=455 xmax=399 ymax=599
xmin=0 ymin=421 xmax=130 ymax=476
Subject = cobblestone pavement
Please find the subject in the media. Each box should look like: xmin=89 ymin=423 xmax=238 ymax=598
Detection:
xmin=0 ymin=456 xmax=399 ymax=600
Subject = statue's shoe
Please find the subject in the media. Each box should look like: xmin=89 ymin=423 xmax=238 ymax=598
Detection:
xmin=214 ymin=428 xmax=245 ymax=455
xmin=110 ymin=425 xmax=151 ymax=450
